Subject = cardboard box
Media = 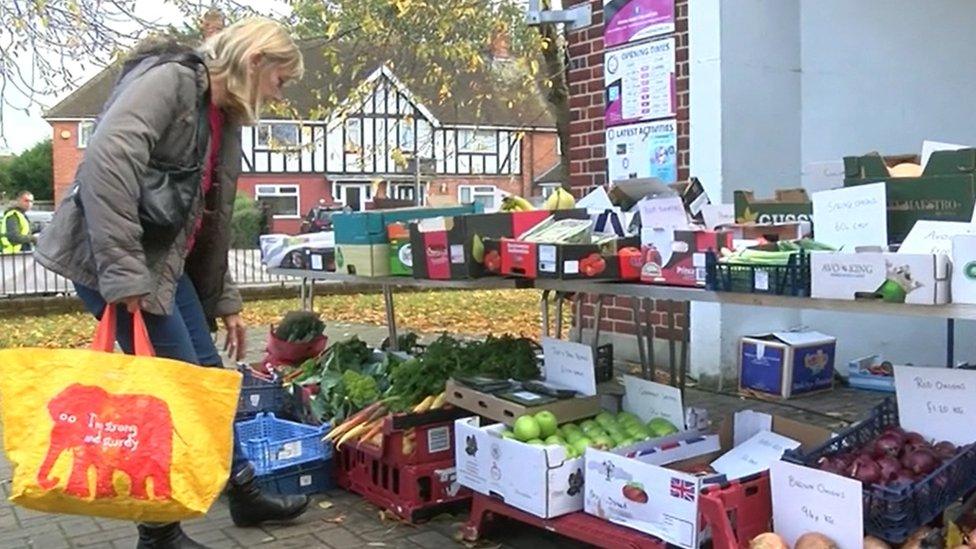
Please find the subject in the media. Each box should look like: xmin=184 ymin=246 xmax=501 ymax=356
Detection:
xmin=386 ymin=223 xmax=413 ymax=276
xmin=499 ymin=237 xmax=641 ymax=280
xmin=455 ymin=417 xmax=586 ymax=518
xmin=583 ymin=411 xmax=832 ymax=548
xmin=847 ymin=354 xmax=895 ymax=393
xmin=639 ymin=229 xmax=732 ymax=287
xmin=739 ymin=331 xmax=836 ymax=399
xmin=719 ymin=222 xmax=810 ymax=243
xmin=335 ymin=243 xmax=390 ymax=277
xmin=810 ymin=251 xmax=950 ymax=304
xmin=844 ymin=149 xmax=976 ymax=242
xmin=409 ymin=211 xmax=575 ymax=280
xmin=733 ymin=189 xmax=813 ymax=225
xmin=445 ymin=378 xmax=601 ymax=425
xmin=332 ymin=204 xmax=483 ymax=245
xmin=952 ymin=234 xmax=976 ymax=304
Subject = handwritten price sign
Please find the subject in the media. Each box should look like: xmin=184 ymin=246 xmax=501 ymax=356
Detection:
xmin=895 ymin=366 xmax=976 ymax=446
xmin=542 ymin=337 xmax=597 ymax=396
xmin=812 ymin=183 xmax=887 ymax=250
xmin=770 ymin=460 xmax=863 ymax=548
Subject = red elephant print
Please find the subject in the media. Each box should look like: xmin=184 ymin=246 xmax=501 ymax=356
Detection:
xmin=37 ymin=384 xmax=174 ymax=501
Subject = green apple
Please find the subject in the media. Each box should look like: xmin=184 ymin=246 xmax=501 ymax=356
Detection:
xmin=616 ymin=411 xmax=640 ymax=425
xmin=572 ymin=437 xmax=592 ymax=454
xmin=626 ymin=425 xmax=650 ymax=439
xmin=534 ymin=411 xmax=559 ymax=438
xmin=526 ymin=439 xmax=546 ymax=446
xmin=610 ymin=432 xmax=628 ymax=445
xmin=513 ymin=415 xmax=541 ymax=442
xmin=592 ymin=435 xmax=615 ymax=450
xmin=648 ymin=417 xmax=679 ymax=437
xmin=554 ymin=427 xmax=565 ymax=439
xmin=620 ymin=438 xmax=639 ymax=447
xmin=580 ymin=420 xmax=599 ymax=432
xmin=500 ymin=429 xmax=517 ymax=440
xmin=545 ymin=435 xmax=565 ymax=446
xmin=565 ymin=430 xmax=584 ymax=444
xmin=595 ymin=411 xmax=616 ymax=426
xmin=562 ymin=423 xmax=581 ymax=434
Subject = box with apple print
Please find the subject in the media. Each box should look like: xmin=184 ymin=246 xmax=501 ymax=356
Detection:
xmin=498 ymin=236 xmax=642 ymax=280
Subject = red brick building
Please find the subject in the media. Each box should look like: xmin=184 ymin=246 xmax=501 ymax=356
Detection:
xmin=563 ymin=0 xmax=690 ymax=351
xmin=44 ymin=40 xmax=562 ymax=234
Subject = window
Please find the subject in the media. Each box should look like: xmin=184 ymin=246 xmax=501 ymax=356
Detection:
xmin=391 ymin=183 xmax=427 ymax=205
xmin=458 ymin=129 xmax=497 ymax=154
xmin=399 ymin=122 xmax=415 ymax=152
xmin=256 ymin=123 xmax=300 ymax=149
xmin=458 ymin=185 xmax=498 ymax=211
xmin=78 ymin=120 xmax=95 ymax=148
xmin=539 ymin=184 xmax=561 ymax=198
xmin=344 ymin=119 xmax=362 ymax=152
xmin=254 ymin=185 xmax=300 ymax=218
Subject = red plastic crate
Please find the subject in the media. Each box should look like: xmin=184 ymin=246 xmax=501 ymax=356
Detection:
xmin=700 ymin=472 xmax=773 ymax=549
xmin=356 ymin=407 xmax=467 ymax=466
xmin=339 ymin=450 xmax=471 ymax=522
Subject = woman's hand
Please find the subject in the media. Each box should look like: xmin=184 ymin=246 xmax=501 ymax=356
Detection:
xmin=222 ymin=314 xmax=247 ymax=362
xmin=118 ymin=295 xmax=145 ymax=314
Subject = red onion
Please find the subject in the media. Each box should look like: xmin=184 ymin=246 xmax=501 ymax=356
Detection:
xmin=876 ymin=455 xmax=901 ymax=481
xmin=903 ymin=448 xmax=940 ymax=476
xmin=849 ymin=460 xmax=882 ymax=484
xmin=904 ymin=432 xmax=927 ymax=446
xmin=872 ymin=434 xmax=904 ymax=458
xmin=933 ymin=441 xmax=957 ymax=459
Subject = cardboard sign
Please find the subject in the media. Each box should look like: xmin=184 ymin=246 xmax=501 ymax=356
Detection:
xmin=812 ymin=183 xmax=887 ymax=250
xmin=711 ymin=431 xmax=800 ymax=480
xmin=585 ymin=447 xmax=701 ymax=549
xmin=733 ymin=410 xmax=773 ymax=447
xmin=606 ymin=120 xmax=678 ymax=184
xmin=622 ymin=375 xmax=685 ymax=428
xmin=701 ymin=204 xmax=734 ymax=230
xmin=770 ymin=460 xmax=863 ymax=549
xmin=894 ymin=366 xmax=976 ymax=446
xmin=638 ymin=196 xmax=688 ymax=230
xmin=542 ymin=338 xmax=597 ymax=396
xmin=898 ymin=220 xmax=976 ymax=256
xmin=604 ymin=38 xmax=676 ymax=127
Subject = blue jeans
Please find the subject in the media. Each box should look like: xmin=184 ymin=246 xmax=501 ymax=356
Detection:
xmin=74 ymin=274 xmax=248 ymax=476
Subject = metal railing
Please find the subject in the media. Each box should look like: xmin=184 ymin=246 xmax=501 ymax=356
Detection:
xmin=0 ymin=249 xmax=289 ymax=297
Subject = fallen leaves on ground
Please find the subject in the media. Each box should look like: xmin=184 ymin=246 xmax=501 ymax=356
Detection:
xmin=0 ymin=289 xmax=572 ymax=350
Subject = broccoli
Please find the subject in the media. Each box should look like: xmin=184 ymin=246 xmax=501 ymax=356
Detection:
xmin=341 ymin=370 xmax=379 ymax=408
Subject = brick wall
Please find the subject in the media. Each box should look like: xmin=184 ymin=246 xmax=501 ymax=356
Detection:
xmin=564 ymin=0 xmax=690 ymax=348
xmin=50 ymin=121 xmax=86 ymax=204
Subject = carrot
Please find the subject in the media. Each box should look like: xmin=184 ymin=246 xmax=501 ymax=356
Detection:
xmin=361 ymin=422 xmax=384 ymax=447
xmin=430 ymin=391 xmax=447 ymax=409
xmin=325 ymin=401 xmax=386 ymax=441
xmin=412 ymin=395 xmax=436 ymax=413
xmin=336 ymin=420 xmax=376 ymax=447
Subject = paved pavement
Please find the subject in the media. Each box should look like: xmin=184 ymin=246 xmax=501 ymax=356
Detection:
xmin=0 ymin=320 xmax=887 ymax=548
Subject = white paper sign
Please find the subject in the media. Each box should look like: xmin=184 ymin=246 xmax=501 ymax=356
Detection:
xmin=622 ymin=375 xmax=685 ymax=428
xmin=898 ymin=220 xmax=976 ymax=256
xmin=638 ymin=196 xmax=688 ymax=230
xmin=812 ymin=184 xmax=888 ymax=250
xmin=606 ymin=120 xmax=678 ymax=185
xmin=711 ymin=431 xmax=800 ymax=480
xmin=577 ymin=186 xmax=615 ymax=212
xmin=770 ymin=460 xmax=863 ymax=549
xmin=921 ymin=140 xmax=969 ymax=170
xmin=733 ymin=410 xmax=773 ymax=447
xmin=701 ymin=204 xmax=734 ymax=230
xmin=542 ymin=337 xmax=597 ymax=396
xmin=894 ymin=365 xmax=976 ymax=446
xmin=604 ymin=37 xmax=676 ymax=126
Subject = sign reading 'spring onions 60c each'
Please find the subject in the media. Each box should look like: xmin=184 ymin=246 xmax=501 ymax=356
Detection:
xmin=603 ymin=0 xmax=675 ymax=49
xmin=604 ymin=37 xmax=676 ymax=127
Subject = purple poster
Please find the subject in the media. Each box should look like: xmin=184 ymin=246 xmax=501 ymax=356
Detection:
xmin=603 ymin=0 xmax=675 ymax=49
xmin=604 ymin=37 xmax=676 ymax=128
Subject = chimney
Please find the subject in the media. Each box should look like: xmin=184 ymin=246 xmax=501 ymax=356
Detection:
xmin=201 ymin=9 xmax=226 ymax=39
xmin=489 ymin=23 xmax=511 ymax=60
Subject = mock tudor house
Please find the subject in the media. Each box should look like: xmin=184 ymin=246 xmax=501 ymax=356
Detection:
xmin=44 ymin=37 xmax=562 ymax=233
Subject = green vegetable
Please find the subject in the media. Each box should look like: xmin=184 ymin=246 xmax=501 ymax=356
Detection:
xmin=341 ymin=370 xmax=380 ymax=408
xmin=273 ymin=311 xmax=325 ymax=343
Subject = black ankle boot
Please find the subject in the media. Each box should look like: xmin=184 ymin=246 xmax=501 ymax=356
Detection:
xmin=227 ymin=464 xmax=310 ymax=527
xmin=136 ymin=523 xmax=209 ymax=549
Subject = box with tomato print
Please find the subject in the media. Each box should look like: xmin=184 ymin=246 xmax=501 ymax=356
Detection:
xmin=639 ymin=228 xmax=733 ymax=287
xmin=410 ymin=210 xmax=588 ymax=279
xmin=584 ymin=409 xmax=831 ymax=548
xmin=499 ymin=236 xmax=643 ymax=280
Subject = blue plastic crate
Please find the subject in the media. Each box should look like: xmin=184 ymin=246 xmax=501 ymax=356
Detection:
xmin=237 ymin=367 xmax=291 ymax=419
xmin=256 ymin=458 xmax=335 ymax=496
xmin=783 ymin=398 xmax=976 ymax=543
xmin=236 ymin=413 xmax=333 ymax=475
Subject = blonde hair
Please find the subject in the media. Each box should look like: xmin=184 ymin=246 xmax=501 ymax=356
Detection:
xmin=202 ymin=17 xmax=304 ymax=125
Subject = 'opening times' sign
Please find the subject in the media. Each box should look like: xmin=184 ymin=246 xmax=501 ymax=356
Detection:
xmin=605 ymin=37 xmax=676 ymax=127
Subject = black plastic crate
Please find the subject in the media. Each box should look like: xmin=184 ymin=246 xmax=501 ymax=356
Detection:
xmin=594 ymin=343 xmax=613 ymax=383
xmin=237 ymin=367 xmax=291 ymax=419
xmin=704 ymin=250 xmax=810 ymax=297
xmin=256 ymin=458 xmax=335 ymax=496
xmin=783 ymin=398 xmax=976 ymax=543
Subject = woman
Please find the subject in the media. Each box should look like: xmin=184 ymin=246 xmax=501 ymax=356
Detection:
xmin=36 ymin=17 xmax=308 ymax=549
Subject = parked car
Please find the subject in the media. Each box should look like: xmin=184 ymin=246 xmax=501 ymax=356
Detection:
xmin=25 ymin=210 xmax=54 ymax=235
xmin=300 ymin=203 xmax=350 ymax=234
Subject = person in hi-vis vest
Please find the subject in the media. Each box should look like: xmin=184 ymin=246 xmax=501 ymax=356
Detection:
xmin=1 ymin=191 xmax=36 ymax=253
